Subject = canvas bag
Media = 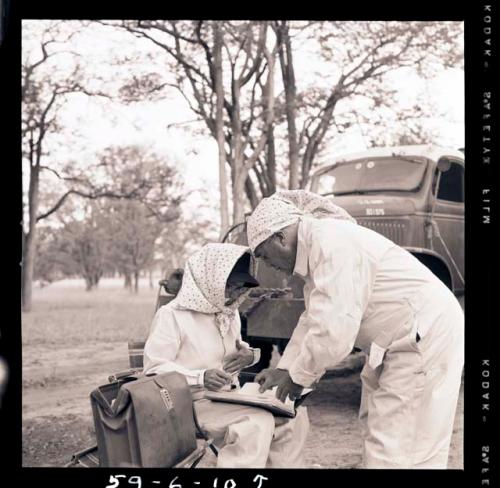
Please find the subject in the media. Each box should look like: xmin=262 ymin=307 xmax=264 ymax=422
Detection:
xmin=90 ymin=372 xmax=199 ymax=467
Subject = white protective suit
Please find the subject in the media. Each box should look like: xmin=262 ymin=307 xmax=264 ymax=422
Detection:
xmin=247 ymin=193 xmax=464 ymax=469
xmin=143 ymin=243 xmax=309 ymax=468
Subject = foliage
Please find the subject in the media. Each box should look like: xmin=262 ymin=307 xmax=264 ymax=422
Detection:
xmin=107 ymin=20 xmax=463 ymax=225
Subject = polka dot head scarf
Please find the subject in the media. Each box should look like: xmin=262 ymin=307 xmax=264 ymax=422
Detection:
xmin=247 ymin=189 xmax=356 ymax=252
xmin=173 ymin=243 xmax=255 ymax=336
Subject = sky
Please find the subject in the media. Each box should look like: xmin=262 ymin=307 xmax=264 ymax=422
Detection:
xmin=23 ymin=20 xmax=465 ymax=228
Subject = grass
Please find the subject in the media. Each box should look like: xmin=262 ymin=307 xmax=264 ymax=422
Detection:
xmin=22 ymin=278 xmax=160 ymax=347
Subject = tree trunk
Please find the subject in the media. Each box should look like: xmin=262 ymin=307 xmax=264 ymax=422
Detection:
xmin=149 ymin=268 xmax=154 ymax=289
xmin=85 ymin=277 xmax=93 ymax=291
xmin=301 ymin=92 xmax=340 ymax=188
xmin=21 ymin=230 xmax=27 ymax=301
xmin=21 ymin=165 xmax=40 ymax=312
xmin=277 ymin=21 xmax=300 ymax=190
xmin=266 ymin=126 xmax=277 ymax=195
xmin=232 ymin=44 xmax=275 ymax=220
xmin=21 ymin=229 xmax=36 ymax=311
xmin=124 ymin=272 xmax=132 ymax=289
xmin=244 ymin=176 xmax=259 ymax=209
xmin=230 ymin=70 xmax=245 ymax=225
xmin=232 ymin=169 xmax=248 ymax=224
xmin=92 ymin=272 xmax=100 ymax=289
xmin=133 ymin=270 xmax=139 ymax=294
xmin=213 ymin=23 xmax=230 ymax=240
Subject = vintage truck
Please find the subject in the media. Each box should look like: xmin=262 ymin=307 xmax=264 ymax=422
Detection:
xmin=142 ymin=144 xmax=465 ymax=371
xmin=218 ymin=144 xmax=465 ymax=368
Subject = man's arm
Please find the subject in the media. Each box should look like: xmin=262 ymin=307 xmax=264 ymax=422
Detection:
xmin=287 ymin=245 xmax=369 ymax=387
xmin=277 ymin=279 xmax=313 ymax=370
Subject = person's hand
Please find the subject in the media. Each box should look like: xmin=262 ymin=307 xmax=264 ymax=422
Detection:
xmin=255 ymin=368 xmax=288 ymax=392
xmin=203 ymin=369 xmax=232 ymax=391
xmin=222 ymin=340 xmax=254 ymax=373
xmin=255 ymin=368 xmax=304 ymax=402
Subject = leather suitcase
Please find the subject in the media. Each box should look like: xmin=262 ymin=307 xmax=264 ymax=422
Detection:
xmin=90 ymin=372 xmax=199 ymax=467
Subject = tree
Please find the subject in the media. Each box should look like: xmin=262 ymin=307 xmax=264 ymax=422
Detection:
xmin=111 ymin=20 xmax=278 ymax=230
xmin=92 ymin=144 xmax=184 ymax=292
xmin=274 ymin=21 xmax=300 ymax=190
xmin=22 ymin=21 xmax=77 ymax=310
xmin=59 ymin=203 xmax=113 ymax=291
xmin=21 ymin=19 xmax=184 ymax=309
xmin=44 ymin=190 xmax=180 ymax=294
xmin=33 ymin=225 xmax=77 ymax=284
xmin=212 ymin=22 xmax=230 ymax=238
xmin=276 ymin=21 xmax=463 ymax=188
xmin=158 ymin=214 xmax=218 ymax=274
xmin=111 ymin=21 xmax=462 ymax=213
xmin=364 ymin=105 xmax=442 ymax=147
xmin=21 ymin=21 xmax=117 ymax=310
xmin=105 ymin=200 xmax=162 ymax=293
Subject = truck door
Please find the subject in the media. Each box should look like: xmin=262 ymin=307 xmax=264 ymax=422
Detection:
xmin=431 ymin=160 xmax=465 ymax=292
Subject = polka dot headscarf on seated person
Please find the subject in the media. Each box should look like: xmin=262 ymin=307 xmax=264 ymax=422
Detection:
xmin=173 ymin=243 xmax=255 ymax=337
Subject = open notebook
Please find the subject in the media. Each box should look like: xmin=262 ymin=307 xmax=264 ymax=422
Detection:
xmin=205 ymin=381 xmax=312 ymax=418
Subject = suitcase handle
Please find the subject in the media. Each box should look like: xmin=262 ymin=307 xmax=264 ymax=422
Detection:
xmin=90 ymin=379 xmax=135 ymax=416
xmin=108 ymin=369 xmax=142 ymax=383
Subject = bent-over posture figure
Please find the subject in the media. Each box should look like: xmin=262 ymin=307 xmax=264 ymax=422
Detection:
xmin=248 ymin=190 xmax=463 ymax=469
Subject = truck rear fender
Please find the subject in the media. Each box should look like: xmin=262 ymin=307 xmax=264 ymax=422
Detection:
xmin=405 ymin=247 xmax=453 ymax=291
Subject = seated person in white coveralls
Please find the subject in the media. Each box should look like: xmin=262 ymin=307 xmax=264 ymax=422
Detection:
xmin=248 ymin=190 xmax=464 ymax=469
xmin=143 ymin=243 xmax=309 ymax=468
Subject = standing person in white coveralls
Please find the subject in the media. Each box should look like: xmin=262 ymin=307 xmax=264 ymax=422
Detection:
xmin=143 ymin=243 xmax=309 ymax=468
xmin=248 ymin=190 xmax=464 ymax=469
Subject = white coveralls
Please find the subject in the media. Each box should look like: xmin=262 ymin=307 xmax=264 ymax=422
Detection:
xmin=143 ymin=244 xmax=309 ymax=469
xmin=278 ymin=216 xmax=464 ymax=468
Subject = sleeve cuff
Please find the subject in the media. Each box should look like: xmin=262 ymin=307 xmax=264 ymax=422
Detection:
xmin=277 ymin=355 xmax=292 ymax=371
xmin=288 ymin=362 xmax=323 ymax=388
xmin=249 ymin=347 xmax=261 ymax=367
xmin=197 ymin=369 xmax=207 ymax=387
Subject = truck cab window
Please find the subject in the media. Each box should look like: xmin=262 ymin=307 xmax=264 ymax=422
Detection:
xmin=436 ymin=162 xmax=464 ymax=203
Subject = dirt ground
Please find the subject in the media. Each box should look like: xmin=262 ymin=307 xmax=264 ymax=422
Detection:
xmin=21 ymin=281 xmax=464 ymax=468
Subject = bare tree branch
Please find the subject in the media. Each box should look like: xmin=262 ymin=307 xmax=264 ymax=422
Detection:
xmin=240 ymin=22 xmax=267 ymax=86
xmin=39 ymin=165 xmax=89 ymax=184
xmin=121 ymin=22 xmax=212 ymax=86
xmin=140 ymin=20 xmax=199 ymax=44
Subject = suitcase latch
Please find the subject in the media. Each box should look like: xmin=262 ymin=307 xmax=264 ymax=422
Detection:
xmin=160 ymin=388 xmax=173 ymax=411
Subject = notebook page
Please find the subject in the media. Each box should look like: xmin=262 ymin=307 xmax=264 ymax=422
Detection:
xmin=238 ymin=382 xmax=311 ymax=407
